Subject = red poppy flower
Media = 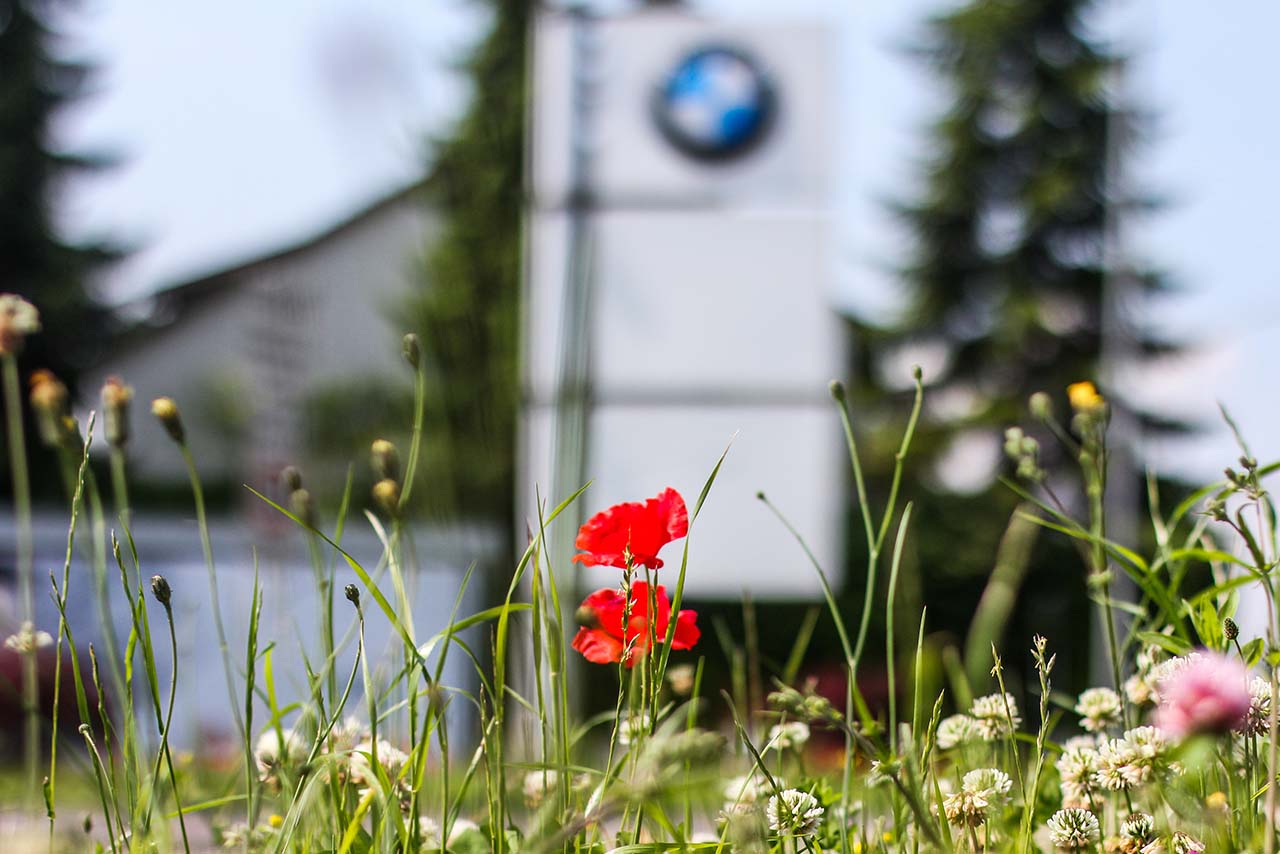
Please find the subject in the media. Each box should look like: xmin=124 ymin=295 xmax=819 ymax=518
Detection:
xmin=572 ymin=487 xmax=689 ymax=570
xmin=571 ymin=581 xmax=699 ymax=667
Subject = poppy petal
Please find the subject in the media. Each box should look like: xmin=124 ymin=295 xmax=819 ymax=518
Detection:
xmin=573 ymin=488 xmax=689 ymax=570
xmin=671 ymin=609 xmax=700 ymax=650
xmin=572 ymin=627 xmax=624 ymax=665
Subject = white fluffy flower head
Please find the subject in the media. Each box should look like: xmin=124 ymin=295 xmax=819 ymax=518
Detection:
xmin=766 ymin=789 xmax=824 ymax=837
xmin=936 ymin=714 xmax=980 ymax=750
xmin=970 ymin=692 xmax=1021 ymax=740
xmin=4 ymin=621 xmax=52 ymax=654
xmin=1046 ymin=808 xmax=1100 ymax=850
xmin=767 ymin=721 xmax=811 ymax=752
xmin=1074 ymin=687 xmax=1121 ymax=732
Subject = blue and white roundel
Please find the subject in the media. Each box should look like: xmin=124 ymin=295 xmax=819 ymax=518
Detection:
xmin=654 ymin=46 xmax=774 ymax=160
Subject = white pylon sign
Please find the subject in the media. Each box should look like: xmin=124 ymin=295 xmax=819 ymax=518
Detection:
xmin=521 ymin=6 xmax=844 ymax=598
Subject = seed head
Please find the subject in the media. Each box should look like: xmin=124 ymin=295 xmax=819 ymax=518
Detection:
xmin=370 ymin=439 xmax=400 ymax=482
xmin=150 ymin=397 xmax=185 ymax=443
xmin=1224 ymin=618 xmax=1239 ymax=641
xmin=345 ymin=584 xmax=361 ymax=606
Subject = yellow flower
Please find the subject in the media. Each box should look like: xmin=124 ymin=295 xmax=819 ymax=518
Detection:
xmin=268 ymin=813 xmax=284 ymax=829
xmin=1067 ymin=381 xmax=1104 ymax=413
xmin=1206 ymin=790 xmax=1229 ymax=813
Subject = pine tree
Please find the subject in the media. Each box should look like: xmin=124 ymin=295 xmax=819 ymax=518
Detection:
xmin=407 ymin=0 xmax=529 ymax=529
xmin=0 ymin=0 xmax=116 ymax=495
xmin=847 ymin=0 xmax=1177 ymax=682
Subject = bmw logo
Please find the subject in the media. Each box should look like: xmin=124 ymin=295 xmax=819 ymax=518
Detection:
xmin=653 ymin=45 xmax=775 ymax=162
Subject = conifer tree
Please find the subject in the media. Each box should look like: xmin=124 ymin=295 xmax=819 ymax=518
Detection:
xmin=847 ymin=0 xmax=1176 ymax=677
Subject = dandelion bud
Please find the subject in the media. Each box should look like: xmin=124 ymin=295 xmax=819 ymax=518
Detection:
xmin=289 ymin=488 xmax=315 ymax=528
xmin=29 ymin=369 xmax=69 ymax=447
xmin=101 ymin=376 xmax=133 ymax=448
xmin=1225 ymin=618 xmax=1240 ymax=641
xmin=828 ymin=379 xmax=846 ymax=403
xmin=280 ymin=465 xmax=303 ymax=492
xmin=372 ymin=478 xmax=400 ymax=515
xmin=150 ymin=397 xmax=185 ymax=443
xmin=370 ymin=439 xmax=400 ymax=482
xmin=0 ymin=294 xmax=40 ymax=355
xmin=402 ymin=333 xmax=421 ymax=369
xmin=344 ymin=584 xmax=361 ymax=606
xmin=150 ymin=574 xmax=172 ymax=606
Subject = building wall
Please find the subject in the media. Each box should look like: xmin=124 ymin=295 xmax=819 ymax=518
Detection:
xmin=80 ymin=193 xmax=437 ymax=494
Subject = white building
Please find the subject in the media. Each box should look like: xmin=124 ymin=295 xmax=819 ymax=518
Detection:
xmin=81 ymin=183 xmax=435 ymax=497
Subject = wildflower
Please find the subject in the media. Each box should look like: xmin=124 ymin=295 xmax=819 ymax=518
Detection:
xmin=1121 ymin=813 xmax=1155 ymax=844
xmin=723 ymin=772 xmax=772 ymax=809
xmin=267 ymin=814 xmax=283 ymax=829
xmin=1243 ymin=676 xmax=1273 ymax=735
xmin=766 ymin=789 xmax=823 ymax=837
xmin=29 ymin=369 xmax=69 ymax=447
xmin=1057 ymin=744 xmax=1102 ymax=810
xmin=942 ymin=789 xmax=990 ymax=828
xmin=0 ymin=294 xmax=40 ymax=355
xmin=4 ymin=621 xmax=53 ymax=654
xmin=1096 ymin=726 xmax=1172 ymax=790
xmin=1004 ymin=427 xmax=1043 ymax=480
xmin=667 ymin=663 xmax=696 ymax=696
xmin=766 ymin=721 xmax=810 ymax=752
xmin=254 ymin=728 xmax=305 ymax=787
xmin=219 ymin=821 xmax=276 ymax=850
xmin=936 ymin=713 xmax=979 ymax=750
xmin=962 ymin=768 xmax=1012 ymax=803
xmin=970 ymin=692 xmax=1021 ymax=740
xmin=1075 ymin=687 xmax=1122 ymax=733
xmin=1154 ymin=651 xmax=1250 ymax=737
xmin=1047 ymin=808 xmax=1100 ymax=850
xmin=1169 ymin=831 xmax=1204 ymax=854
xmin=101 ymin=376 xmax=133 ymax=448
xmin=150 ymin=397 xmax=185 ymax=443
xmin=1067 ymin=381 xmax=1104 ymax=413
xmin=618 ymin=713 xmax=648 ymax=745
xmin=350 ymin=736 xmax=410 ymax=787
xmin=572 ymin=487 xmax=689 ymax=569
xmin=571 ymin=581 xmax=698 ymax=667
xmin=523 ymin=769 xmax=560 ymax=808
xmin=1205 ymin=790 xmax=1229 ymax=815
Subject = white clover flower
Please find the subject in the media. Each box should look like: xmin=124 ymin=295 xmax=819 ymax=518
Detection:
xmin=1095 ymin=726 xmax=1170 ymax=791
xmin=1094 ymin=737 xmax=1137 ymax=791
xmin=723 ymin=771 xmax=772 ymax=808
xmin=936 ymin=714 xmax=980 ymax=750
xmin=324 ymin=716 xmax=366 ymax=754
xmin=350 ymin=737 xmax=410 ymax=790
xmin=970 ymin=692 xmax=1022 ymax=740
xmin=447 ymin=819 xmax=480 ymax=842
xmin=618 ymin=714 xmax=648 ymax=746
xmin=1121 ymin=813 xmax=1154 ymax=843
xmin=1046 ymin=808 xmax=1100 ymax=850
xmin=419 ymin=817 xmax=441 ymax=847
xmin=1074 ymin=687 xmax=1122 ymax=733
xmin=942 ymin=789 xmax=990 ymax=828
xmin=4 ymin=621 xmax=52 ymax=654
xmin=961 ymin=768 xmax=1012 ymax=803
xmin=1056 ymin=745 xmax=1101 ymax=810
xmin=253 ymin=727 xmax=306 ymax=785
xmin=766 ymin=721 xmax=810 ymax=752
xmin=1169 ymin=831 xmax=1204 ymax=854
xmin=1062 ymin=734 xmax=1101 ymax=752
xmin=1125 ymin=673 xmax=1154 ymax=706
xmin=667 ymin=663 xmax=696 ymax=696
xmin=1243 ymin=676 xmax=1273 ymax=735
xmin=523 ymin=769 xmax=560 ymax=808
xmin=1149 ymin=654 xmax=1202 ymax=703
xmin=766 ymin=789 xmax=823 ymax=837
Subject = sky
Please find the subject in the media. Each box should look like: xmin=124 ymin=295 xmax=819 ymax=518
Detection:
xmin=50 ymin=0 xmax=1280 ymax=483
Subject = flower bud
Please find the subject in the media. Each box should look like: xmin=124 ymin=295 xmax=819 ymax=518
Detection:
xmin=151 ymin=397 xmax=185 ymax=443
xmin=101 ymin=376 xmax=133 ymax=448
xmin=289 ymin=488 xmax=316 ymax=528
xmin=280 ymin=465 xmax=303 ymax=492
xmin=0 ymin=294 xmax=40 ymax=356
xmin=828 ymin=379 xmax=846 ymax=403
xmin=1224 ymin=618 xmax=1240 ymax=641
xmin=150 ymin=574 xmax=172 ymax=606
xmin=1028 ymin=391 xmax=1052 ymax=421
xmin=372 ymin=478 xmax=400 ymax=515
xmin=344 ymin=584 xmax=360 ymax=606
xmin=82 ymin=814 xmax=92 ymax=834
xmin=29 ymin=369 xmax=69 ymax=447
xmin=370 ymin=439 xmax=400 ymax=482
xmin=402 ymin=333 xmax=421 ymax=369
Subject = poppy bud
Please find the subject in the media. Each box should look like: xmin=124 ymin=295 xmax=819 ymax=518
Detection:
xmin=575 ymin=604 xmax=600 ymax=629
xmin=151 ymin=397 xmax=185 ymax=444
xmin=150 ymin=574 xmax=171 ymax=606
xmin=101 ymin=376 xmax=133 ymax=448
xmin=372 ymin=478 xmax=399 ymax=515
xmin=370 ymin=439 xmax=399 ymax=482
xmin=344 ymin=584 xmax=360 ymax=606
xmin=403 ymin=333 xmax=421 ymax=369
xmin=1224 ymin=618 xmax=1240 ymax=641
xmin=29 ymin=369 xmax=68 ymax=447
xmin=828 ymin=379 xmax=846 ymax=403
xmin=280 ymin=465 xmax=303 ymax=492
